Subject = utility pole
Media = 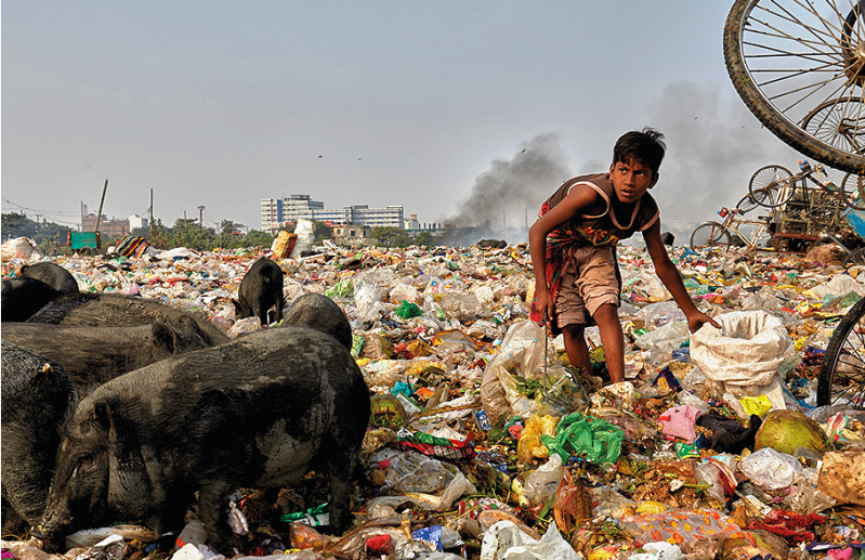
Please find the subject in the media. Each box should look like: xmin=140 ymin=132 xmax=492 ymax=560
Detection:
xmin=198 ymin=205 xmax=205 ymax=229
xmin=94 ymin=180 xmax=108 ymax=235
xmin=149 ymin=189 xmax=154 ymax=236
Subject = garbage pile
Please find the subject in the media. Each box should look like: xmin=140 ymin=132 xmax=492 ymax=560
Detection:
xmin=2 ymin=239 xmax=865 ymax=560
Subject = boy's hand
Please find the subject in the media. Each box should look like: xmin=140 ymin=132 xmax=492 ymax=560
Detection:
xmin=686 ymin=311 xmax=721 ymax=334
xmin=535 ymin=289 xmax=555 ymax=327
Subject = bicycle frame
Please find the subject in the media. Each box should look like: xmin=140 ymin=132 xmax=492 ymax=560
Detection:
xmin=716 ymin=207 xmax=773 ymax=250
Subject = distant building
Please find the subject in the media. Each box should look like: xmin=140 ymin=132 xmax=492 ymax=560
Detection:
xmin=129 ymin=215 xmax=149 ymax=231
xmin=260 ymin=195 xmax=404 ymax=234
xmin=81 ymin=214 xmax=130 ymax=237
xmin=332 ymin=224 xmax=373 ymax=247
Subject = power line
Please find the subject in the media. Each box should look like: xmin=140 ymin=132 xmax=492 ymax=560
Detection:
xmin=2 ymin=198 xmax=79 ymax=217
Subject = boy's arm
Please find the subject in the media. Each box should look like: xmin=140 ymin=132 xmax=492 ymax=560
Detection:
xmin=642 ymin=220 xmax=721 ymax=333
xmin=529 ymin=185 xmax=601 ymax=325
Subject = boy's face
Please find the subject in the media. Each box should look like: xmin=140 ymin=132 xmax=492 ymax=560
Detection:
xmin=609 ymin=157 xmax=658 ymax=204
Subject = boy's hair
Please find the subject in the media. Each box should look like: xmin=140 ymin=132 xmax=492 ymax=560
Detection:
xmin=613 ymin=127 xmax=666 ymax=173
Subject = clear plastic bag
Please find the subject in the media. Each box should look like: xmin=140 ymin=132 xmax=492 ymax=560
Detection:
xmin=523 ymin=454 xmax=563 ymax=507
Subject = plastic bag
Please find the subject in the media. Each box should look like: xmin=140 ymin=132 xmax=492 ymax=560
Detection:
xmin=619 ymin=508 xmax=744 ymax=544
xmin=289 ymin=220 xmax=315 ymax=259
xmin=226 ymin=316 xmax=262 ymax=338
xmin=0 ymin=237 xmax=43 ymax=261
xmin=354 ymin=283 xmax=387 ymax=323
xmin=480 ymin=321 xmax=546 ymax=424
xmin=385 ymin=451 xmax=453 ymax=494
xmin=390 ymin=283 xmax=420 ymax=304
xmin=479 ymin=520 xmax=579 ymax=560
xmin=635 ymin=320 xmax=690 ymax=353
xmin=690 ymin=311 xmax=794 ymax=396
xmin=523 ymin=454 xmax=563 ymax=507
xmin=541 ymin=411 xmax=624 ymax=465
xmin=738 ymin=447 xmax=802 ymax=491
xmin=642 ymin=301 xmax=687 ymax=328
xmin=394 ymin=299 xmax=423 ymax=319
xmin=517 ymin=414 xmax=559 ymax=461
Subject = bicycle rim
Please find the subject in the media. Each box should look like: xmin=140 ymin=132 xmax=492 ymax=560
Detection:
xmin=819 ymin=295 xmax=865 ymax=408
xmin=841 ymin=171 xmax=865 ymax=209
xmin=690 ymin=222 xmax=733 ymax=249
xmin=736 ymin=194 xmax=759 ymax=213
xmin=749 ymin=165 xmax=795 ymax=207
xmin=724 ymin=0 xmax=865 ymax=173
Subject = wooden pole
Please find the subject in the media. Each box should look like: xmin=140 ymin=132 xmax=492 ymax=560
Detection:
xmin=94 ymin=180 xmax=108 ymax=233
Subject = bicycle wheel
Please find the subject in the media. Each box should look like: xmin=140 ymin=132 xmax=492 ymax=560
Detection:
xmin=736 ymin=194 xmax=759 ymax=214
xmin=844 ymin=247 xmax=865 ymax=267
xmin=690 ymin=222 xmax=732 ymax=250
xmin=748 ymin=165 xmax=795 ymax=208
xmin=841 ymin=171 xmax=865 ymax=209
xmin=802 ymin=96 xmax=865 ymax=156
xmin=724 ymin=0 xmax=865 ymax=174
xmin=818 ymin=295 xmax=865 ymax=408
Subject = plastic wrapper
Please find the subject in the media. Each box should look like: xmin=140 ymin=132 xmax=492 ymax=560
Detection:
xmin=478 ymin=520 xmax=579 ymax=560
xmin=738 ymin=447 xmax=802 ymax=491
xmin=480 ymin=320 xmax=546 ymax=424
xmin=523 ymin=454 xmax=563 ymax=507
xmin=226 ymin=316 xmax=262 ymax=338
xmin=635 ymin=320 xmax=690 ymax=353
xmin=619 ymin=508 xmax=744 ymax=544
xmin=517 ymin=414 xmax=559 ymax=461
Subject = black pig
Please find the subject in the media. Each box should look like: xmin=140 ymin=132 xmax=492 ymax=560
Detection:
xmin=27 ymin=292 xmax=229 ymax=347
xmin=234 ymin=258 xmax=284 ymax=325
xmin=283 ymin=293 xmax=352 ymax=350
xmin=19 ymin=262 xmax=79 ymax=294
xmin=3 ymin=319 xmax=212 ymax=395
xmin=36 ymin=326 xmax=370 ymax=553
xmin=2 ymin=277 xmax=63 ymax=322
xmin=2 ymin=342 xmax=78 ymax=536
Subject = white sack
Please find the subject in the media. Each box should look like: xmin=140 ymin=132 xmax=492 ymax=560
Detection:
xmin=690 ymin=311 xmax=793 ymax=394
xmin=290 ymin=219 xmax=315 ymax=259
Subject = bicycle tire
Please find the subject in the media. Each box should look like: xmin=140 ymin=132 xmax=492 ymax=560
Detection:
xmin=841 ymin=172 xmax=865 ymax=210
xmin=724 ymin=0 xmax=865 ymax=174
xmin=748 ymin=165 xmax=795 ymax=208
xmin=801 ymin=96 xmax=865 ymax=158
xmin=736 ymin=194 xmax=759 ymax=214
xmin=690 ymin=222 xmax=732 ymax=250
xmin=844 ymin=247 xmax=865 ymax=267
xmin=818 ymin=294 xmax=865 ymax=408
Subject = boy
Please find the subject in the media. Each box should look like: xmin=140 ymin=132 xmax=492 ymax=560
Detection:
xmin=529 ymin=127 xmax=718 ymax=384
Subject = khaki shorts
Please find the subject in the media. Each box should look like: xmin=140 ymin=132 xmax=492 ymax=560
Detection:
xmin=555 ymin=245 xmax=620 ymax=329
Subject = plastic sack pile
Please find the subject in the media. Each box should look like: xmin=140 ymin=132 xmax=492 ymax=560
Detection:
xmin=2 ymin=241 xmax=865 ymax=560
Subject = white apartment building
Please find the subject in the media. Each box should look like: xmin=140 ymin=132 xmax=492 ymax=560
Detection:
xmin=261 ymin=195 xmax=404 ymax=233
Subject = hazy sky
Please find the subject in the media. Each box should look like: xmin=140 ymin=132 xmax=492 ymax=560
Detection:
xmin=2 ymin=1 xmax=803 ymax=234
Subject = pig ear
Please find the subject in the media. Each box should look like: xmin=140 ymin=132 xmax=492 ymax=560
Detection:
xmin=151 ymin=322 xmax=177 ymax=354
xmin=177 ymin=314 xmax=202 ymax=335
xmin=92 ymin=401 xmax=113 ymax=434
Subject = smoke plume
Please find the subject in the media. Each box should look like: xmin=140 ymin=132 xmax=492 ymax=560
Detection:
xmin=446 ymin=133 xmax=572 ymax=245
xmin=645 ymin=81 xmax=799 ymax=240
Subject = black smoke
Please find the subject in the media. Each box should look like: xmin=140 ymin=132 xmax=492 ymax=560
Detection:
xmin=444 ymin=133 xmax=572 ymax=246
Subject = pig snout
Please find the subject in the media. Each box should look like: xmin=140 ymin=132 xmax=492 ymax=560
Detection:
xmin=33 ymin=502 xmax=74 ymax=545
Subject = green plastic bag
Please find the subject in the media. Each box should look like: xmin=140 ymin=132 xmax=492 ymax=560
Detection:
xmin=325 ymin=279 xmax=353 ymax=298
xmin=541 ymin=412 xmax=624 ymax=465
xmin=395 ymin=299 xmax=423 ymax=319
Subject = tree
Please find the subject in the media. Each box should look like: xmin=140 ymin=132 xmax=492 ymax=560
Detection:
xmin=371 ymin=226 xmax=410 ymax=247
xmin=414 ymin=231 xmax=435 ymax=247
xmin=2 ymin=212 xmax=38 ymax=240
xmin=313 ymin=221 xmax=332 ymax=243
xmin=220 ymin=220 xmax=239 ymax=235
